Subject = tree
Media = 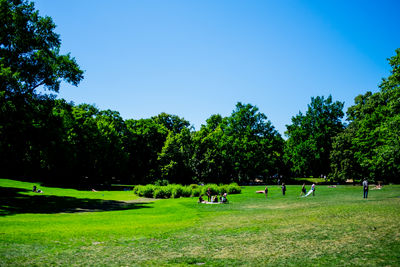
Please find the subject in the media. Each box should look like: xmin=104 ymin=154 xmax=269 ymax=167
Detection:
xmin=284 ymin=95 xmax=344 ymax=177
xmin=226 ymin=103 xmax=284 ymax=183
xmin=158 ymin=128 xmax=194 ymax=184
xmin=191 ymin=103 xmax=284 ymax=184
xmin=191 ymin=115 xmax=230 ymax=183
xmin=152 ymin=113 xmax=191 ymax=134
xmin=331 ymin=49 xmax=400 ymax=183
xmin=0 ymin=0 xmax=83 ymax=181
xmin=125 ymin=118 xmax=168 ymax=184
xmin=0 ymin=0 xmax=83 ymax=96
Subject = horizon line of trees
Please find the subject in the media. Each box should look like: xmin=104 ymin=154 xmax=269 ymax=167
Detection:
xmin=1 ymin=0 xmax=399 ymax=187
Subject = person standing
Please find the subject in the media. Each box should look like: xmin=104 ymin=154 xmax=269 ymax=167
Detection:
xmin=281 ymin=183 xmax=286 ymax=196
xmin=264 ymin=186 xmax=268 ymax=199
xmin=362 ymin=178 xmax=369 ymax=199
xmin=311 ymin=183 xmax=315 ymax=196
xmin=207 ymin=187 xmax=211 ymax=202
xmin=300 ymin=183 xmax=307 ymax=196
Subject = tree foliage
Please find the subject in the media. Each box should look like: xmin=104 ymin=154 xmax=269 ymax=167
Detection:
xmin=1 ymin=1 xmax=399 ymax=186
xmin=331 ymin=48 xmax=400 ymax=182
xmin=0 ymin=0 xmax=83 ymax=95
xmin=191 ymin=103 xmax=284 ymax=184
xmin=284 ymin=95 xmax=344 ymax=177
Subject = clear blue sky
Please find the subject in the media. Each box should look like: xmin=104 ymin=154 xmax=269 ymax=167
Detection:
xmin=34 ymin=0 xmax=400 ymax=135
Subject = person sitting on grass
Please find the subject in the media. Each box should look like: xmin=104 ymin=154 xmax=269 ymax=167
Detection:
xmin=220 ymin=193 xmax=228 ymax=203
xmin=198 ymin=195 xmax=205 ymax=203
xmin=213 ymin=195 xmax=219 ymax=203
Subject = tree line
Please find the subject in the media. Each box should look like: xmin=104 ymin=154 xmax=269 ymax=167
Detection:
xmin=1 ymin=0 xmax=399 ymax=186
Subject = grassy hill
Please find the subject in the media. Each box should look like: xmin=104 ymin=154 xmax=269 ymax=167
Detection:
xmin=0 ymin=179 xmax=399 ymax=266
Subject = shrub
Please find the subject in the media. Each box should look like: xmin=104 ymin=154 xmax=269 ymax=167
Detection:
xmin=153 ymin=186 xmax=172 ymax=199
xmin=202 ymin=184 xmax=219 ymax=196
xmin=133 ymin=185 xmax=140 ymax=195
xmin=137 ymin=184 xmax=156 ymax=198
xmin=171 ymin=185 xmax=184 ymax=198
xmin=227 ymin=183 xmax=241 ymax=194
xmin=134 ymin=183 xmax=241 ymax=199
xmin=191 ymin=187 xmax=202 ymax=197
xmin=182 ymin=186 xmax=192 ymax=197
xmin=219 ymin=185 xmax=228 ymax=194
xmin=189 ymin=184 xmax=198 ymax=189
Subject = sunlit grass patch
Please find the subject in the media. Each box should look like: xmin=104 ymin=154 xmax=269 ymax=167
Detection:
xmin=0 ymin=179 xmax=399 ymax=266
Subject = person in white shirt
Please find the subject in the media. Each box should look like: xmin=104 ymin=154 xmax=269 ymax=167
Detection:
xmin=362 ymin=178 xmax=369 ymax=199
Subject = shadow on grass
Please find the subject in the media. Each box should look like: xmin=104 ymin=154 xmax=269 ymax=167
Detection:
xmin=0 ymin=186 xmax=153 ymax=216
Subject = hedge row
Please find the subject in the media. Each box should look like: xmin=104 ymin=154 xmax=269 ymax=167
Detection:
xmin=133 ymin=183 xmax=241 ymax=199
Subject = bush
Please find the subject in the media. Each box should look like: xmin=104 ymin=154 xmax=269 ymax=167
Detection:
xmin=182 ymin=186 xmax=192 ymax=197
xmin=189 ymin=184 xmax=198 ymax=189
xmin=171 ymin=185 xmax=184 ymax=198
xmin=202 ymin=184 xmax=219 ymax=196
xmin=136 ymin=184 xmax=156 ymax=198
xmin=153 ymin=186 xmax=172 ymax=199
xmin=227 ymin=183 xmax=241 ymax=194
xmin=219 ymin=185 xmax=229 ymax=194
xmin=191 ymin=187 xmax=202 ymax=197
xmin=134 ymin=183 xmax=241 ymax=199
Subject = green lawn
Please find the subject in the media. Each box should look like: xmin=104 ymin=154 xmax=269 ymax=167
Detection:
xmin=0 ymin=179 xmax=399 ymax=266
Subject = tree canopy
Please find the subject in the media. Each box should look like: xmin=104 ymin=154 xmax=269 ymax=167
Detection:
xmin=284 ymin=95 xmax=344 ymax=177
xmin=0 ymin=0 xmax=83 ymax=96
xmin=1 ymin=0 xmax=399 ymax=186
xmin=330 ymin=49 xmax=400 ymax=183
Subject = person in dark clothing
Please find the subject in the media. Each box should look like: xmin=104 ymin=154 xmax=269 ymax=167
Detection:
xmin=264 ymin=186 xmax=268 ymax=199
xmin=300 ymin=183 xmax=307 ymax=196
xmin=281 ymin=183 xmax=286 ymax=196
xmin=207 ymin=187 xmax=211 ymax=202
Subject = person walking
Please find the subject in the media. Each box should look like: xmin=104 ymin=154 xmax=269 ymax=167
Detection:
xmin=362 ymin=178 xmax=369 ymax=199
xmin=300 ymin=183 xmax=307 ymax=196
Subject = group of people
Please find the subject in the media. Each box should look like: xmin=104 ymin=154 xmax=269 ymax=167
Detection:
xmin=256 ymin=183 xmax=315 ymax=198
xmin=198 ymin=188 xmax=228 ymax=204
xmin=32 ymin=185 xmax=43 ymax=193
xmin=198 ymin=179 xmax=375 ymax=204
xmin=261 ymin=179 xmax=375 ymax=199
xmin=260 ymin=183 xmax=316 ymax=198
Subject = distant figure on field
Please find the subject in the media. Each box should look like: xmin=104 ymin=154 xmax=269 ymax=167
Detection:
xmin=198 ymin=195 xmax=205 ymax=203
xmin=207 ymin=187 xmax=211 ymax=202
xmin=300 ymin=183 xmax=307 ymax=196
xmin=32 ymin=185 xmax=37 ymax=192
xmin=220 ymin=193 xmax=228 ymax=203
xmin=281 ymin=183 xmax=286 ymax=196
xmin=264 ymin=186 xmax=268 ymax=199
xmin=311 ymin=183 xmax=315 ymax=196
xmin=362 ymin=178 xmax=368 ymax=198
xmin=212 ymin=195 xmax=219 ymax=203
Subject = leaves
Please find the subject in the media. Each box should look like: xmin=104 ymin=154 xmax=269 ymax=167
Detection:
xmin=285 ymin=95 xmax=345 ymax=177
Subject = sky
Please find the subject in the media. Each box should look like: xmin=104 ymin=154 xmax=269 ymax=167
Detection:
xmin=34 ymin=0 xmax=400 ymax=136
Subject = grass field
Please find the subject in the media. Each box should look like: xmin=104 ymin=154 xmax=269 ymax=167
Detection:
xmin=0 ymin=179 xmax=399 ymax=266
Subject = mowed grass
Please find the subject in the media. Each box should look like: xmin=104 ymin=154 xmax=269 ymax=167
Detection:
xmin=0 ymin=179 xmax=399 ymax=266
